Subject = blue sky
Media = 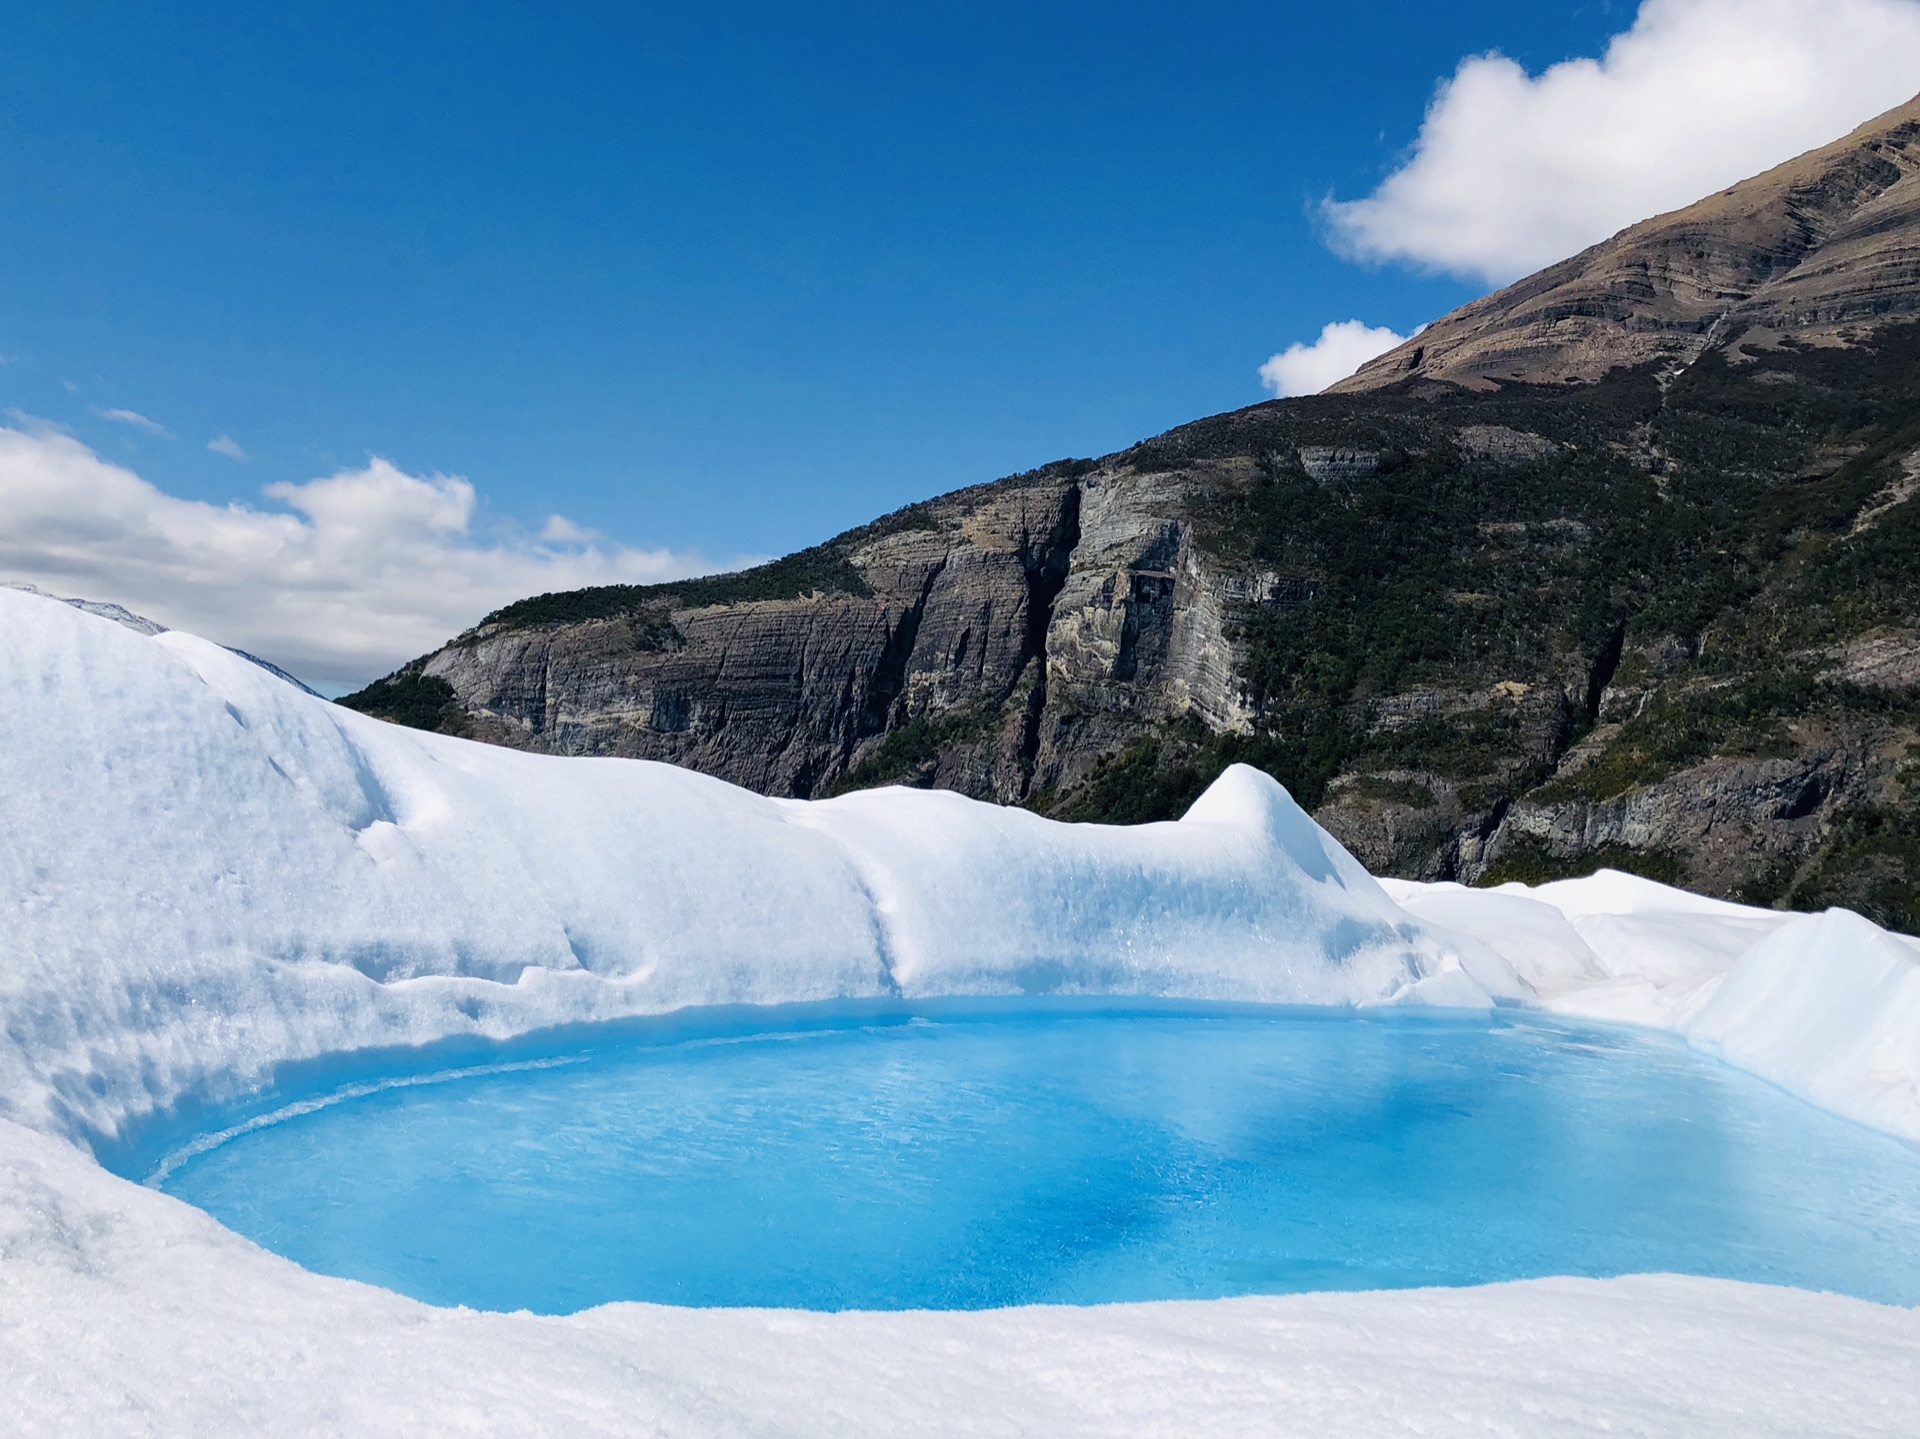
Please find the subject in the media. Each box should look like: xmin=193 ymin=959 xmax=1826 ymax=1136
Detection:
xmin=5 ymin=0 xmax=1918 ymax=685
xmin=0 ymin=2 xmax=1630 ymax=556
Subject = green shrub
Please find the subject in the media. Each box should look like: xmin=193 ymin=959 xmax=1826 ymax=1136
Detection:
xmin=1337 ymin=776 xmax=1438 ymax=810
xmin=337 ymin=669 xmax=468 ymax=734
xmin=1792 ymin=806 xmax=1920 ymax=934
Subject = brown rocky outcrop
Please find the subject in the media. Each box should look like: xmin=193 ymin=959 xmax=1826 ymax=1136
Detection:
xmin=415 ymin=466 xmax=1257 ymax=802
xmin=1335 ymin=94 xmax=1920 ymax=393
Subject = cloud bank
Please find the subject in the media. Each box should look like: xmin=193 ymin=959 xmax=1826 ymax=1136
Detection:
xmin=1259 ymin=321 xmax=1409 ymax=397
xmin=0 ymin=424 xmax=715 ymax=690
xmin=1326 ymin=0 xmax=1920 ymax=284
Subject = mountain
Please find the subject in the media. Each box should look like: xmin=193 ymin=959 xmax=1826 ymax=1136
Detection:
xmin=1337 ymin=96 xmax=1920 ymax=392
xmin=345 ymin=97 xmax=1920 ymax=933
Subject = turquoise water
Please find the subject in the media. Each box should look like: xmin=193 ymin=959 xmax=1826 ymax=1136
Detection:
xmin=140 ymin=1003 xmax=1920 ymax=1313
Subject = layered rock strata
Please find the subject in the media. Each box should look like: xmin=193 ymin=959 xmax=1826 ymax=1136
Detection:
xmin=1335 ymin=95 xmax=1920 ymax=392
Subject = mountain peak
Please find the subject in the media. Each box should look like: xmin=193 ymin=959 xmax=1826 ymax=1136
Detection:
xmin=1336 ymin=93 xmax=1920 ymax=392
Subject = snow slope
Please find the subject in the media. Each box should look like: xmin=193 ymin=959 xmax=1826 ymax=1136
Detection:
xmin=5 ymin=578 xmax=1919 ymax=1145
xmin=1382 ymin=872 xmax=1920 ymax=1141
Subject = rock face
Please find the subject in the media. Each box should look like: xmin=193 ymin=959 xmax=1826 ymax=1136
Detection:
xmin=351 ymin=100 xmax=1920 ymax=932
xmin=408 ymin=467 xmax=1255 ymax=803
xmin=1336 ymin=96 xmax=1920 ymax=393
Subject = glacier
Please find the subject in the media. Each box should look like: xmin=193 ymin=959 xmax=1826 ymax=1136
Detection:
xmin=2 ymin=583 xmax=1919 ymax=1435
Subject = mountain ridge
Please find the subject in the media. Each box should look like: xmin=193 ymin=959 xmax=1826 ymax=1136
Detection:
xmin=1337 ymin=94 xmax=1920 ymax=392
xmin=346 ymin=103 xmax=1920 ymax=933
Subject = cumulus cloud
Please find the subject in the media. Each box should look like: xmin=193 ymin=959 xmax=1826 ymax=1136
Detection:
xmin=97 ymin=407 xmax=172 ymax=437
xmin=1259 ymin=321 xmax=1410 ymax=397
xmin=207 ymin=434 xmax=247 ymax=460
xmin=0 ymin=424 xmax=717 ymax=690
xmin=1325 ymin=0 xmax=1920 ymax=285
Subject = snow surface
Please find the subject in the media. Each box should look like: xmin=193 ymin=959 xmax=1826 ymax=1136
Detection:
xmin=4 ymin=585 xmax=1920 ymax=1434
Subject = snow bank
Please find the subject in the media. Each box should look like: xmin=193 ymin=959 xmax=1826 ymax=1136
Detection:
xmin=7 ymin=582 xmax=1920 ymax=1145
xmin=1386 ymin=870 xmax=1920 ymax=1141
xmin=0 ymin=589 xmax=1487 ymax=1144
xmin=1689 ymin=909 xmax=1920 ymax=1139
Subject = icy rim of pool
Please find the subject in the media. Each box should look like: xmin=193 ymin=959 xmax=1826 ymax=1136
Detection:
xmin=101 ymin=999 xmax=988 ymax=1184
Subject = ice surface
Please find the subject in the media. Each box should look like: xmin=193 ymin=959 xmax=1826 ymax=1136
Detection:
xmin=1386 ymin=871 xmax=1920 ymax=1141
xmin=4 ymin=577 xmax=1919 ymax=1149
xmin=6 ymin=586 xmax=1920 ymax=1433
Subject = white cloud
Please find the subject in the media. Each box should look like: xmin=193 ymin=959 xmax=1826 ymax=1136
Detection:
xmin=1259 ymin=321 xmax=1410 ymax=397
xmin=4 ymin=409 xmax=70 ymax=435
xmin=97 ymin=407 xmax=172 ymax=438
xmin=1325 ymin=0 xmax=1920 ymax=285
xmin=539 ymin=514 xmax=599 ymax=543
xmin=0 ymin=425 xmax=718 ymax=690
xmin=207 ymin=434 xmax=247 ymax=461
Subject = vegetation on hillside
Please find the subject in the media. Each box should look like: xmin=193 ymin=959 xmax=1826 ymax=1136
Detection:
xmin=337 ymin=668 xmax=470 ymax=734
xmin=1046 ymin=326 xmax=1920 ymax=925
xmin=474 ymin=464 xmax=1095 ymax=633
xmin=338 ymin=320 xmax=1920 ymax=926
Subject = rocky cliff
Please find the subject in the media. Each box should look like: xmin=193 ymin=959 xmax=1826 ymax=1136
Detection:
xmin=348 ymin=97 xmax=1920 ymax=934
xmin=364 ymin=461 xmax=1255 ymax=807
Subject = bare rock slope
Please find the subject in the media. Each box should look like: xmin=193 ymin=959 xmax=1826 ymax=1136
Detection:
xmin=390 ymin=465 xmax=1253 ymax=806
xmin=1336 ymin=96 xmax=1920 ymax=393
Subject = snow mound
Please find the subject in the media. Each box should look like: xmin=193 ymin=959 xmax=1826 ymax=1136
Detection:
xmin=0 ymin=588 xmax=1494 ymax=1144
xmin=7 ymin=582 xmax=1920 ymax=1149
xmin=1390 ymin=869 xmax=1920 ymax=1141
xmin=1689 ymin=908 xmax=1920 ymax=1139
xmin=8 ymin=583 xmax=1920 ymax=1146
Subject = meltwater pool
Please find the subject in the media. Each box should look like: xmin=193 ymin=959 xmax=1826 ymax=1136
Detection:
xmin=128 ymin=1002 xmax=1920 ymax=1313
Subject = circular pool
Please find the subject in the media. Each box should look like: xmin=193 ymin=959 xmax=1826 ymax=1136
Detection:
xmin=132 ymin=1002 xmax=1920 ymax=1313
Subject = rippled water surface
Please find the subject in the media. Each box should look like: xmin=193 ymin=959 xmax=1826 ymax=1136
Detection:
xmin=139 ymin=1003 xmax=1920 ymax=1313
